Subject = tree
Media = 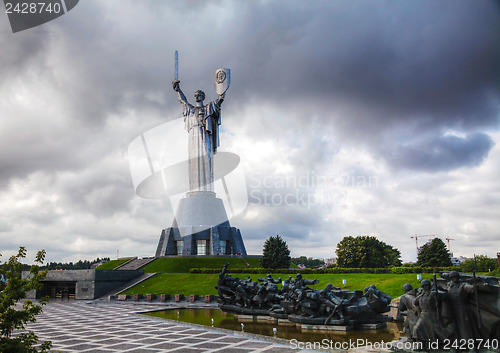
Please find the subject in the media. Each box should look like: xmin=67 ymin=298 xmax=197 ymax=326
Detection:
xmin=417 ymin=238 xmax=452 ymax=267
xmin=291 ymin=256 xmax=325 ymax=268
xmin=335 ymin=235 xmax=402 ymax=268
xmin=460 ymin=255 xmax=498 ymax=273
xmin=261 ymin=235 xmax=291 ymax=269
xmin=0 ymin=247 xmax=52 ymax=353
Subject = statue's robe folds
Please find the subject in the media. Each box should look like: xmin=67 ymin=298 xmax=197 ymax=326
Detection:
xmin=182 ymin=98 xmax=222 ymax=192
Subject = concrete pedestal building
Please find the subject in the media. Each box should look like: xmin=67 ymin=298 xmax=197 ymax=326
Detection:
xmin=155 ymin=191 xmax=246 ymax=256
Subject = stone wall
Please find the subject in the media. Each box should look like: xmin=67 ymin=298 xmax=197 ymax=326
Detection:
xmin=23 ymin=269 xmax=143 ymax=300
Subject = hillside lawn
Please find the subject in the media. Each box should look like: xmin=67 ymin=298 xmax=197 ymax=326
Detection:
xmin=140 ymin=257 xmax=262 ymax=273
xmin=95 ymin=258 xmax=131 ymax=270
xmin=120 ymin=272 xmax=434 ymax=299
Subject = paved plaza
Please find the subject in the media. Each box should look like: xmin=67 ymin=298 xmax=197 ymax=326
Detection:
xmin=16 ymin=301 xmax=310 ymax=353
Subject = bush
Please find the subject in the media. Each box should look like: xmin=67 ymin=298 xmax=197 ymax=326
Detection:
xmin=459 ymin=256 xmax=498 ymax=273
xmin=489 ymin=268 xmax=500 ymax=277
xmin=1 ymin=247 xmax=51 ymax=353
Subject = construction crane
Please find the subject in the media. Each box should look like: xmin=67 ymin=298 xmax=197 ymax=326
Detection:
xmin=410 ymin=234 xmax=435 ymax=256
xmin=445 ymin=237 xmax=455 ymax=253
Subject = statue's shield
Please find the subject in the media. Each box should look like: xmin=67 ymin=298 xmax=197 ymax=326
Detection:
xmin=214 ymin=68 xmax=230 ymax=95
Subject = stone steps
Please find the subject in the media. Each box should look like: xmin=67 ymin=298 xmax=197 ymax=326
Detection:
xmin=99 ymin=272 xmax=157 ymax=298
xmin=114 ymin=257 xmax=156 ymax=270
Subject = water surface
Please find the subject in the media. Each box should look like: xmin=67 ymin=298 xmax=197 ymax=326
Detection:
xmin=143 ymin=308 xmax=403 ymax=344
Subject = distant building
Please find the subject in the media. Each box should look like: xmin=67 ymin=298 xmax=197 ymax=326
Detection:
xmin=450 ymin=255 xmax=469 ymax=266
xmin=324 ymin=258 xmax=337 ymax=266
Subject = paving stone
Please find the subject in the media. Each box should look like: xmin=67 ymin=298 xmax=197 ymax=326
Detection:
xmin=214 ymin=337 xmax=249 ymax=343
xmin=168 ymin=348 xmax=204 ymax=353
xmin=211 ymin=348 xmax=255 ymax=353
xmin=62 ymin=343 xmax=103 ymax=351
xmin=178 ymin=329 xmax=207 ymax=335
xmin=133 ymin=337 xmax=168 ymax=344
xmin=261 ymin=347 xmax=296 ymax=352
xmin=196 ymin=332 xmax=226 ymax=339
xmin=120 ymin=333 xmax=154 ymax=339
xmin=49 ymin=339 xmax=89 ymax=346
xmin=192 ymin=341 xmax=232 ymax=349
xmin=234 ymin=341 xmax=271 ymax=348
xmin=19 ymin=301 xmax=292 ymax=353
xmin=103 ymin=342 xmax=145 ymax=350
xmin=170 ymin=337 xmax=207 ymax=344
xmin=147 ymin=342 xmax=184 ymax=349
xmin=155 ymin=333 xmax=191 ymax=339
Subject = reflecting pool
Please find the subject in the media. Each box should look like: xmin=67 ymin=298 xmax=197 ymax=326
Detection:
xmin=143 ymin=308 xmax=404 ymax=344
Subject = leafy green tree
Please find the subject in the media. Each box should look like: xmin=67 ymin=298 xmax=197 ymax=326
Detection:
xmin=291 ymin=256 xmax=324 ymax=268
xmin=417 ymin=238 xmax=452 ymax=267
xmin=0 ymin=247 xmax=51 ymax=353
xmin=460 ymin=255 xmax=498 ymax=273
xmin=335 ymin=236 xmax=402 ymax=268
xmin=261 ymin=235 xmax=291 ymax=269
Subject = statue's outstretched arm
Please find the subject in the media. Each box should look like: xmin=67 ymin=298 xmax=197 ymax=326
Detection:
xmin=172 ymin=80 xmax=189 ymax=106
xmin=215 ymin=92 xmax=225 ymax=107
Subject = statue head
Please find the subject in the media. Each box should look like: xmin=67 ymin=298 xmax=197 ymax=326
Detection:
xmin=403 ymin=283 xmax=413 ymax=292
xmin=449 ymin=271 xmax=460 ymax=282
xmin=296 ymin=273 xmax=302 ymax=279
xmin=421 ymin=279 xmax=431 ymax=291
xmin=194 ymin=90 xmax=205 ymax=102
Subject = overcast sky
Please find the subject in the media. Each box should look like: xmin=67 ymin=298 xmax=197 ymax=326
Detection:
xmin=1 ymin=0 xmax=499 ymax=264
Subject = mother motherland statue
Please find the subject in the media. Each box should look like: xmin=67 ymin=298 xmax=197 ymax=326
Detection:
xmin=172 ymin=80 xmax=224 ymax=192
xmin=154 ymin=53 xmax=246 ymax=257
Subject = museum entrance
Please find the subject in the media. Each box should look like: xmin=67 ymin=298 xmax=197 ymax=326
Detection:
xmin=45 ymin=282 xmax=76 ymax=300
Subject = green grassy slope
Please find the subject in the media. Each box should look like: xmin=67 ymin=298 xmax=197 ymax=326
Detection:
xmin=95 ymin=258 xmax=131 ymax=270
xmin=140 ymin=257 xmax=263 ymax=273
xmin=120 ymin=272 xmax=434 ymax=298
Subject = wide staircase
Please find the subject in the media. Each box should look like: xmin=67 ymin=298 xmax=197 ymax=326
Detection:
xmin=99 ymin=272 xmax=158 ymax=299
xmin=114 ymin=257 xmax=156 ymax=270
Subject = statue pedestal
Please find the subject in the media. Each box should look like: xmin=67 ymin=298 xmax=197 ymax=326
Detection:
xmin=155 ymin=191 xmax=247 ymax=257
xmin=173 ymin=191 xmax=230 ymax=231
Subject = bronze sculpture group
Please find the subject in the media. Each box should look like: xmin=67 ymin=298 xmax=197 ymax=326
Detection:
xmin=398 ymin=271 xmax=500 ymax=349
xmin=216 ymin=263 xmax=393 ymax=327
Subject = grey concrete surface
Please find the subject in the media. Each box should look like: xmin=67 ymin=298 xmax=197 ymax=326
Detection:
xmin=13 ymin=301 xmax=314 ymax=353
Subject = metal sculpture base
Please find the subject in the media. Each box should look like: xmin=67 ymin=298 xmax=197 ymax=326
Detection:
xmin=155 ymin=191 xmax=247 ymax=256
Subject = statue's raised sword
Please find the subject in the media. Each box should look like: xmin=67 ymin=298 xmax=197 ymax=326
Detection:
xmin=174 ymin=50 xmax=179 ymax=81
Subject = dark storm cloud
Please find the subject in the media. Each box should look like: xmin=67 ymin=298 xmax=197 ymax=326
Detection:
xmin=3 ymin=0 xmax=493 ymax=178
xmin=216 ymin=0 xmax=500 ymax=171
xmin=229 ymin=0 xmax=500 ymax=126
xmin=386 ymin=132 xmax=495 ymax=172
